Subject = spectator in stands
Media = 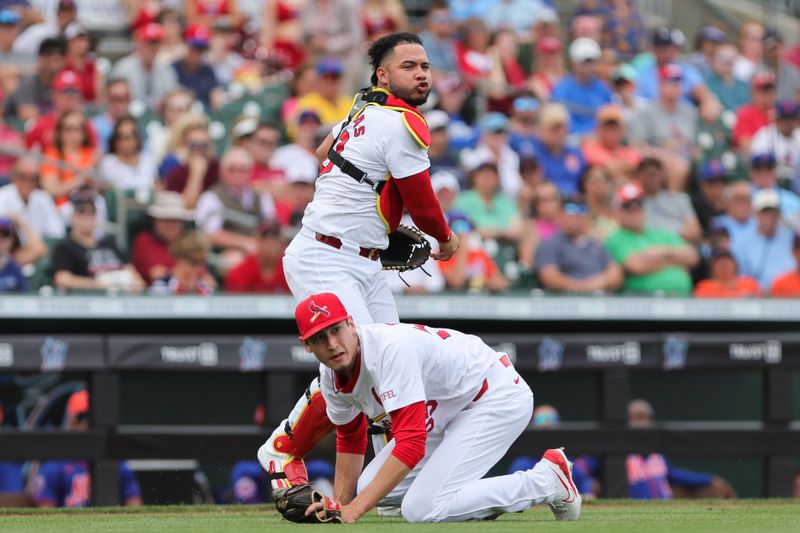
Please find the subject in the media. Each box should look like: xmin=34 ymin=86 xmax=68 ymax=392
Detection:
xmin=771 ymin=234 xmax=800 ymax=297
xmin=518 ymin=181 xmax=561 ymax=271
xmin=425 ymin=110 xmax=462 ymax=181
xmin=224 ymin=219 xmax=289 ymax=293
xmin=629 ymin=63 xmax=696 ymax=191
xmin=5 ymin=37 xmax=64 ymax=121
xmin=153 ymin=8 xmax=188 ymax=67
xmin=715 ymin=181 xmax=756 ymax=248
xmin=63 ymin=22 xmax=99 ymax=104
xmin=434 ymin=74 xmax=480 ymax=153
xmin=576 ymin=0 xmax=645 ymax=60
xmin=0 ymin=216 xmax=27 ymax=292
xmin=230 ymin=118 xmax=285 ymax=190
xmin=195 ymin=147 xmax=276 ymax=268
xmin=173 ymin=24 xmax=220 ymax=109
xmin=536 ymin=195 xmax=622 ymax=293
xmin=611 ymin=399 xmax=737 ymax=499
xmin=40 ymin=109 xmax=98 ymax=207
xmin=529 ymin=103 xmax=586 ymax=197
xmin=749 ymin=153 xmax=800 ymax=219
xmin=360 ymin=0 xmax=408 ymax=43
xmin=461 ymin=112 xmax=521 ymax=197
xmin=91 ymin=79 xmax=133 ymax=155
xmin=485 ymin=29 xmax=527 ymax=113
xmin=0 ymin=9 xmax=34 ymax=87
xmin=750 ymin=101 xmax=800 ymax=187
xmin=694 ymin=247 xmax=760 ymax=298
xmin=271 ymin=111 xmax=319 ymax=188
xmin=51 ymin=188 xmax=144 ymax=292
xmin=691 ymin=160 xmax=729 ymax=236
xmin=31 ymin=390 xmax=142 ymax=507
xmin=150 ymin=88 xmax=196 ymax=167
xmin=132 ymin=191 xmax=193 ymax=285
xmin=636 ymin=27 xmax=718 ymax=120
xmin=507 ymin=96 xmax=539 ymax=160
xmin=0 ymin=156 xmax=65 ymax=240
xmin=12 ymin=0 xmax=75 ymax=56
xmin=527 ymin=36 xmax=564 ymax=102
xmin=732 ymin=188 xmax=796 ymax=290
xmin=580 ymin=164 xmax=618 ymax=241
xmin=609 ymin=63 xmax=646 ymax=125
xmin=207 ymin=18 xmax=245 ymax=86
xmin=687 ymin=25 xmax=727 ymax=77
xmin=419 ymin=2 xmax=458 ymax=74
xmin=637 ymin=157 xmax=702 ymax=244
xmin=299 ymin=0 xmax=364 ymax=93
xmin=438 ymin=213 xmax=508 ymax=293
xmin=704 ymin=43 xmax=750 ymax=113
xmin=150 ymin=231 xmax=215 ymax=295
xmin=605 ymin=182 xmax=698 ymax=296
xmin=552 ymin=37 xmax=612 ymax=136
xmin=454 ymin=18 xmax=493 ymax=88
xmin=581 ymin=104 xmax=640 ymax=182
xmin=454 ymin=162 xmax=523 ymax=245
xmin=163 ymin=114 xmax=220 ymax=209
xmin=111 ymin=23 xmax=178 ymax=110
xmin=274 ymin=167 xmax=316 ymax=232
xmin=294 ymin=58 xmax=350 ymax=130
xmin=733 ymin=21 xmax=764 ymax=82
xmin=185 ymin=0 xmax=242 ymax=29
xmin=763 ymin=29 xmax=800 ymax=103
xmin=732 ymin=71 xmax=776 ymax=154
xmin=485 ymin=0 xmax=549 ymax=35
xmin=99 ymin=116 xmax=157 ymax=194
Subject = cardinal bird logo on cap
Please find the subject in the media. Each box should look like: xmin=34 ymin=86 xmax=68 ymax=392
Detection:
xmin=309 ymin=301 xmax=331 ymax=323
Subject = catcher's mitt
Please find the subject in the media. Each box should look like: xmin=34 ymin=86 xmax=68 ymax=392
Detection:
xmin=274 ymin=484 xmax=343 ymax=524
xmin=381 ymin=224 xmax=431 ymax=272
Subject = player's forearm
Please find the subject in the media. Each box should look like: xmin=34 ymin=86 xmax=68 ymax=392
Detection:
xmin=347 ymin=455 xmax=410 ymax=519
xmin=333 ymin=452 xmax=364 ymax=504
xmin=394 ymin=170 xmax=451 ymax=242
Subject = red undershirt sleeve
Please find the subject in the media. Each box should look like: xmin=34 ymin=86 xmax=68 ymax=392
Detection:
xmin=389 ymin=401 xmax=427 ymax=469
xmin=394 ymin=169 xmax=452 ymax=243
xmin=336 ymin=413 xmax=368 ymax=455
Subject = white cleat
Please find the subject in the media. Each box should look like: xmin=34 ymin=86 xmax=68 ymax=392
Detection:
xmin=541 ymin=447 xmax=582 ymax=521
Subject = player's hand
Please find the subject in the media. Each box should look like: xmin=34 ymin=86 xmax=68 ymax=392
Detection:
xmin=304 ymin=499 xmax=358 ymax=523
xmin=432 ymin=231 xmax=459 ymax=262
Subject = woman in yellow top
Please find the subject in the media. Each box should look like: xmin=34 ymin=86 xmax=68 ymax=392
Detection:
xmin=40 ymin=110 xmax=98 ymax=206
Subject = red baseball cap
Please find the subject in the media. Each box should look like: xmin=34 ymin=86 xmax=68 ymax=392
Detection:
xmin=67 ymin=390 xmax=89 ymax=417
xmin=658 ymin=63 xmax=683 ymax=82
xmin=615 ymin=182 xmax=645 ymax=206
xmin=52 ymin=70 xmax=81 ymax=91
xmin=136 ymin=23 xmax=165 ymax=43
xmin=185 ymin=24 xmax=211 ymax=47
xmin=296 ymin=292 xmax=350 ymax=341
xmin=752 ymin=70 xmax=776 ymax=89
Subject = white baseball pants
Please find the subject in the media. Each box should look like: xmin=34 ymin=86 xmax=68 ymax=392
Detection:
xmin=356 ymin=357 xmax=556 ymax=522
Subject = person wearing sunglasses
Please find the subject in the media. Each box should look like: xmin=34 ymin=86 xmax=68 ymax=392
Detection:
xmin=536 ymin=195 xmax=622 ymax=293
xmin=604 ymin=182 xmax=698 ymax=295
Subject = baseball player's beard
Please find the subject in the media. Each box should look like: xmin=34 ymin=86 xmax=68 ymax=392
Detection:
xmin=388 ymin=81 xmax=430 ymax=107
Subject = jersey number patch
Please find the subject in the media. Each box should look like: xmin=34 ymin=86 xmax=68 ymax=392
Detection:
xmin=425 ymin=400 xmax=438 ymax=433
xmin=320 ymin=115 xmax=366 ymax=175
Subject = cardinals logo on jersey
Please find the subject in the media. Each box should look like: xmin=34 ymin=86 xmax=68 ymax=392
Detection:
xmin=308 ymin=301 xmax=331 ymax=323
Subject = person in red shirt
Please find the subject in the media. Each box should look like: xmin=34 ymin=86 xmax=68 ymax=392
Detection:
xmin=224 ymin=219 xmax=289 ymax=293
xmin=694 ymin=247 xmax=761 ymax=298
xmin=63 ymin=22 xmax=100 ymax=103
xmin=732 ymin=71 xmax=777 ymax=153
xmin=131 ymin=191 xmax=194 ymax=284
xmin=770 ymin=233 xmax=800 ymax=297
xmin=581 ymin=104 xmax=641 ymax=182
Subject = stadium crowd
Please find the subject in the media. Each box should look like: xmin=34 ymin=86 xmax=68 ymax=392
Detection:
xmin=0 ymin=0 xmax=799 ymax=298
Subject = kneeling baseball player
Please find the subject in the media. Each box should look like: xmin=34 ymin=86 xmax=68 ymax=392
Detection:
xmin=274 ymin=292 xmax=581 ymax=523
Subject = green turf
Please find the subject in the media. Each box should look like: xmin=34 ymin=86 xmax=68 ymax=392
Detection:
xmin=1 ymin=500 xmax=799 ymax=532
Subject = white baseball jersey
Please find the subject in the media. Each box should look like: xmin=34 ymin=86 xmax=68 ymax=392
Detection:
xmin=319 ymin=322 xmax=495 ymax=428
xmin=301 ymin=106 xmax=430 ymax=249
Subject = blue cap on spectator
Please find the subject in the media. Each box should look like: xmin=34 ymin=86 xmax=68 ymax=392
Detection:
xmin=699 ymin=25 xmax=727 ymax=44
xmin=317 ymin=58 xmax=343 ymax=77
xmin=776 ymin=100 xmax=800 ymax=119
xmin=447 ymin=212 xmax=474 ymax=235
xmin=751 ymin=152 xmax=776 ymax=168
xmin=512 ymin=96 xmax=539 ymax=113
xmin=298 ymin=109 xmax=321 ymax=124
xmin=701 ymin=160 xmax=727 ymax=181
xmin=652 ymin=26 xmax=685 ymax=47
xmin=0 ymin=216 xmax=14 ymax=232
xmin=479 ymin=112 xmax=509 ymax=133
xmin=562 ymin=195 xmax=589 ymax=215
xmin=0 ymin=10 xmax=20 ymax=25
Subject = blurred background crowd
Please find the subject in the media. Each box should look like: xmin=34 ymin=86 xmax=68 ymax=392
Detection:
xmin=0 ymin=0 xmax=799 ymax=298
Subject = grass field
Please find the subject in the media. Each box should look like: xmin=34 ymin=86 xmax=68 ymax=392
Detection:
xmin=2 ymin=500 xmax=800 ymax=532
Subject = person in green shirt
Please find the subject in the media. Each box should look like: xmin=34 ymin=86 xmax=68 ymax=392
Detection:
xmin=453 ymin=162 xmax=523 ymax=243
xmin=604 ymin=182 xmax=699 ymax=295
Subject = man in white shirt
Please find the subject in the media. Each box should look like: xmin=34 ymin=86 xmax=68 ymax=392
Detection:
xmin=287 ymin=292 xmax=581 ymax=523
xmin=0 ymin=156 xmax=65 ymax=240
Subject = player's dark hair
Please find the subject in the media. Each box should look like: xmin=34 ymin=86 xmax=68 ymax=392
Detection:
xmin=368 ymin=32 xmax=423 ymax=86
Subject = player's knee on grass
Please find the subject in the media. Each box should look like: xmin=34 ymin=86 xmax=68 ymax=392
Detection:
xmin=400 ymin=489 xmax=438 ymax=523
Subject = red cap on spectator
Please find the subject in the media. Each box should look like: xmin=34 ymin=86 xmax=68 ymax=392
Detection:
xmin=658 ymin=63 xmax=683 ymax=81
xmin=185 ymin=24 xmax=211 ymax=47
xmin=752 ymin=70 xmax=776 ymax=89
xmin=52 ymin=70 xmax=81 ymax=91
xmin=67 ymin=390 xmax=89 ymax=417
xmin=615 ymin=182 xmax=645 ymax=206
xmin=295 ymin=292 xmax=350 ymax=341
xmin=136 ymin=23 xmax=165 ymax=43
xmin=537 ymin=36 xmax=562 ymax=54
